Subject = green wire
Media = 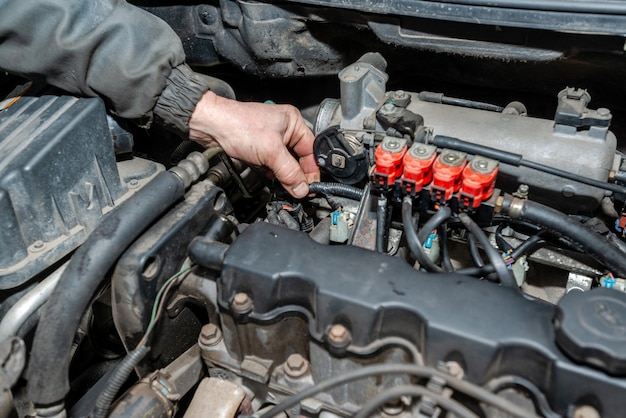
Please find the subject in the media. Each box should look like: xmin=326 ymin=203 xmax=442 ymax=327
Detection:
xmin=136 ymin=264 xmax=196 ymax=349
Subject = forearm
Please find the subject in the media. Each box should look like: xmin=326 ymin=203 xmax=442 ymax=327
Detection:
xmin=0 ymin=0 xmax=187 ymax=125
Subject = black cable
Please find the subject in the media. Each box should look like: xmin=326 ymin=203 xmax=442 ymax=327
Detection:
xmin=459 ymin=232 xmax=546 ymax=278
xmin=402 ymin=197 xmax=444 ymax=273
xmin=520 ymin=159 xmax=626 ymax=196
xmin=258 ymin=364 xmax=537 ymax=418
xmin=417 ymin=206 xmax=452 ymax=244
xmin=438 ymin=224 xmax=455 ymax=272
xmin=431 ymin=135 xmax=626 ymax=196
xmin=308 ymin=182 xmax=365 ymax=201
xmin=458 ymin=213 xmax=518 ymax=289
xmin=510 ymin=234 xmax=546 ymax=260
xmin=354 ymin=384 xmax=478 ymax=418
xmin=495 ymin=223 xmax=513 ymax=252
xmin=467 ymin=233 xmax=485 ymax=268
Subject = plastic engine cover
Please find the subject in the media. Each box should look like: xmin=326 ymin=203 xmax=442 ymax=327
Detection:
xmin=0 ymin=86 xmax=160 ymax=289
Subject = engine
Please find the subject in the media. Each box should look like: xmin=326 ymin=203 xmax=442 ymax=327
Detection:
xmin=2 ymin=53 xmax=626 ymax=418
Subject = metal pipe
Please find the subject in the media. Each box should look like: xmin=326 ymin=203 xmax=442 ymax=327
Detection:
xmin=0 ymin=261 xmax=69 ymax=340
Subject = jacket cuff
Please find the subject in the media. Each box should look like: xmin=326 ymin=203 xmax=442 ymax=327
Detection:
xmin=153 ymin=63 xmax=210 ymax=137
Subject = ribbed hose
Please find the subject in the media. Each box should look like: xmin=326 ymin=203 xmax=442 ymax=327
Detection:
xmin=92 ymin=346 xmax=150 ymax=418
xmin=505 ymin=198 xmax=626 ymax=277
xmin=308 ymin=182 xmax=365 ymax=201
xmin=26 ymin=153 xmax=209 ymax=406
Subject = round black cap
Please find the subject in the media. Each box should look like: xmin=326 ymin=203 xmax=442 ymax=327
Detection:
xmin=555 ymin=288 xmax=626 ymax=375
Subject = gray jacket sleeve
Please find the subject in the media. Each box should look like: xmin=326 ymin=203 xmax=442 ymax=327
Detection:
xmin=0 ymin=0 xmax=209 ymax=133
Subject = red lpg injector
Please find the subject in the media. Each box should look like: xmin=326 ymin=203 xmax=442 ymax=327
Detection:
xmin=373 ymin=137 xmax=408 ymax=189
xmin=401 ymin=143 xmax=437 ymax=196
xmin=431 ymin=149 xmax=467 ymax=203
xmin=459 ymin=157 xmax=499 ymax=209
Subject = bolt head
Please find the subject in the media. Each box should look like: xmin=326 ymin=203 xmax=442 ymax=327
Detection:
xmin=476 ymin=160 xmax=488 ymax=169
xmin=199 ymin=323 xmax=222 ymax=346
xmin=443 ymin=153 xmax=458 ymax=163
xmin=232 ymin=292 xmax=253 ymax=312
xmin=328 ymin=324 xmax=351 ymax=346
xmin=597 ymin=107 xmax=611 ymax=118
xmin=285 ymin=353 xmax=309 ymax=378
xmin=386 ymin=140 xmax=400 ymax=149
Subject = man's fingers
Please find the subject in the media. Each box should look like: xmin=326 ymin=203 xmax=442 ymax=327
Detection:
xmin=268 ymin=146 xmax=310 ymax=198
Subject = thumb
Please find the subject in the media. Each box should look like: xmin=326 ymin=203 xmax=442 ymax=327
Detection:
xmin=268 ymin=146 xmax=310 ymax=198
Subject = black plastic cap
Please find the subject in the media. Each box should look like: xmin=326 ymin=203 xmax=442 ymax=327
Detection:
xmin=555 ymin=288 xmax=626 ymax=375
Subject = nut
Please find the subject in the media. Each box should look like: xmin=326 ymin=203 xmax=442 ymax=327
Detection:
xmin=199 ymin=323 xmax=222 ymax=346
xmin=328 ymin=324 xmax=351 ymax=346
xmin=284 ymin=354 xmax=309 ymax=378
xmin=231 ymin=292 xmax=253 ymax=313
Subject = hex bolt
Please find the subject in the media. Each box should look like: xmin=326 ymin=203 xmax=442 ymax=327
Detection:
xmin=199 ymin=323 xmax=222 ymax=346
xmin=284 ymin=353 xmax=309 ymax=378
xmin=328 ymin=324 xmax=351 ymax=346
xmin=572 ymin=405 xmax=600 ymax=418
xmin=231 ymin=292 xmax=253 ymax=313
xmin=597 ymin=107 xmax=611 ymax=118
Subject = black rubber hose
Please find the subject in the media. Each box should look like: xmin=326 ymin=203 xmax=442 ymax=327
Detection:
xmin=438 ymin=224 xmax=455 ymax=272
xmin=510 ymin=234 xmax=546 ymax=260
xmin=418 ymin=91 xmax=503 ymax=113
xmin=402 ymin=197 xmax=444 ymax=273
xmin=308 ymin=182 xmax=365 ymax=201
xmin=27 ymin=171 xmax=186 ymax=406
xmin=458 ymin=213 xmax=518 ymax=289
xmin=467 ymin=233 xmax=485 ymax=268
xmin=505 ymin=198 xmax=626 ymax=277
xmin=417 ymin=206 xmax=452 ymax=244
xmin=92 ymin=346 xmax=150 ymax=418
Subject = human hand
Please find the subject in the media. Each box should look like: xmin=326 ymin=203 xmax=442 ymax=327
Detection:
xmin=189 ymin=90 xmax=320 ymax=198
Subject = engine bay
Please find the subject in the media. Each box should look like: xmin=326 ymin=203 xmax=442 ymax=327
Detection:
xmin=3 ymin=8 xmax=626 ymax=416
